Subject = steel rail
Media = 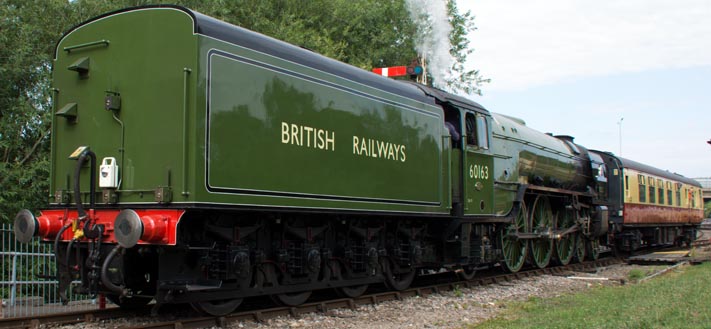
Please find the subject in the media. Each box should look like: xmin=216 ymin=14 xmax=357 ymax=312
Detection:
xmin=0 ymin=307 xmax=148 ymax=329
xmin=0 ymin=257 xmax=626 ymax=329
xmin=124 ymin=258 xmax=623 ymax=329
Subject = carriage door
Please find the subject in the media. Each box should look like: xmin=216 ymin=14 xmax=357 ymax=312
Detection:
xmin=463 ymin=111 xmax=494 ymax=215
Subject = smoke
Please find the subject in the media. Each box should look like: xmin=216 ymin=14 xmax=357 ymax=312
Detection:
xmin=405 ymin=0 xmax=455 ymax=88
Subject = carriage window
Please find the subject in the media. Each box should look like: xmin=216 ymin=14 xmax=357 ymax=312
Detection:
xmin=682 ymin=188 xmax=687 ymax=206
xmin=667 ymin=189 xmax=673 ymax=205
xmin=625 ymin=175 xmax=630 ymax=198
xmin=692 ymin=190 xmax=697 ymax=208
xmin=676 ymin=184 xmax=681 ymax=206
xmin=649 ymin=181 xmax=656 ymax=204
xmin=638 ymin=175 xmax=646 ymax=203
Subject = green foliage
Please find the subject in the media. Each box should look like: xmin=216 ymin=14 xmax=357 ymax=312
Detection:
xmin=175 ymin=0 xmax=420 ymax=69
xmin=446 ymin=0 xmax=489 ymax=95
xmin=474 ymin=263 xmax=711 ymax=328
xmin=627 ymin=268 xmax=645 ymax=281
xmin=704 ymin=200 xmax=711 ymax=218
xmin=453 ymin=284 xmax=463 ymax=297
xmin=0 ymin=0 xmax=70 ymax=223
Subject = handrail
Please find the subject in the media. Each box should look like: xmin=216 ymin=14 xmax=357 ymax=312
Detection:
xmin=182 ymin=68 xmax=192 ymax=196
xmin=63 ymin=39 xmax=110 ymax=52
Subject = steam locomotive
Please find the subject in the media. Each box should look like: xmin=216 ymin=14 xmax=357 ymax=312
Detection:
xmin=13 ymin=5 xmax=704 ymax=315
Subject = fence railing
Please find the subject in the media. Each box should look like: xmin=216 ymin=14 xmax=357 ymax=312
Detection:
xmin=1 ymin=223 xmax=103 ymax=318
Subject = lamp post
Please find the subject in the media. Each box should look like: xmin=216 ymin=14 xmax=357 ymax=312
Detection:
xmin=617 ymin=117 xmax=624 ymax=156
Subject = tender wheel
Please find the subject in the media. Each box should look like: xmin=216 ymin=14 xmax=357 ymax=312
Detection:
xmin=259 ymin=263 xmax=311 ymax=306
xmin=337 ymin=284 xmax=369 ymax=298
xmin=271 ymin=291 xmax=312 ymax=306
xmin=191 ymin=298 xmax=243 ymax=316
xmin=106 ymin=294 xmax=153 ymax=309
xmin=331 ymin=260 xmax=369 ymax=298
xmin=381 ymin=259 xmax=415 ymax=291
xmin=529 ymin=196 xmax=553 ymax=269
xmin=500 ymin=201 xmax=528 ymax=273
xmin=456 ymin=265 xmax=477 ymax=281
xmin=587 ymin=239 xmax=600 ymax=260
xmin=574 ymin=233 xmax=587 ymax=262
xmin=554 ymin=208 xmax=575 ymax=265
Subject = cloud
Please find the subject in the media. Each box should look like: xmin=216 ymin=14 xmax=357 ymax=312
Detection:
xmin=459 ymin=0 xmax=711 ymax=91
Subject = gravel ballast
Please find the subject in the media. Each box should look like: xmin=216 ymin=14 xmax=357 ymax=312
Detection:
xmin=228 ymin=264 xmax=636 ymax=329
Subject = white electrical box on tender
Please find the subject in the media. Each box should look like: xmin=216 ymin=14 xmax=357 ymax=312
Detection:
xmin=99 ymin=157 xmax=119 ymax=188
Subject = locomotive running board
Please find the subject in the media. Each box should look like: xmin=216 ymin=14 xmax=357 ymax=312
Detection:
xmin=512 ymin=224 xmax=581 ymax=240
xmin=161 ymin=279 xmax=223 ymax=292
xmin=525 ymin=184 xmax=594 ymax=197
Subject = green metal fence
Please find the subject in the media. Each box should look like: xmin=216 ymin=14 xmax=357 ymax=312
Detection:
xmin=0 ymin=224 xmax=101 ymax=318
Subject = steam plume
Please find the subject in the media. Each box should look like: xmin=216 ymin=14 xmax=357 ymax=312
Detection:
xmin=405 ymin=0 xmax=455 ymax=88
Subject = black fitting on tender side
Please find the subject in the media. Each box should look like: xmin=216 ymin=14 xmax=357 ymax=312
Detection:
xmin=101 ymin=245 xmax=128 ymax=296
xmin=73 ymin=149 xmax=96 ymax=219
xmin=54 ymin=223 xmax=72 ymax=305
xmin=83 ymin=220 xmax=104 ymax=239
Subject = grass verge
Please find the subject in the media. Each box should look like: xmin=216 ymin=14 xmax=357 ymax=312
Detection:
xmin=472 ymin=263 xmax=711 ymax=328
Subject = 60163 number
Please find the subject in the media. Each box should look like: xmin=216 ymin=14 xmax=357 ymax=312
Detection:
xmin=469 ymin=164 xmax=489 ymax=180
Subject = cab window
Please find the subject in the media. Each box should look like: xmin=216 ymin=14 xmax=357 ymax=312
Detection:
xmin=465 ymin=113 xmax=477 ymax=146
xmin=596 ymin=163 xmax=607 ymax=181
xmin=444 ymin=106 xmax=461 ymax=148
xmin=476 ymin=115 xmax=489 ymax=149
xmin=465 ymin=112 xmax=489 ymax=149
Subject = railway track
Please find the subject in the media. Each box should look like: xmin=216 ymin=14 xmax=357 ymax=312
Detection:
xmin=0 ymin=258 xmax=621 ymax=329
xmin=128 ymin=258 xmax=623 ymax=329
xmin=0 ymin=306 xmax=150 ymax=329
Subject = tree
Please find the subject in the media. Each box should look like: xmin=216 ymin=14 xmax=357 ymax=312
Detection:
xmin=0 ymin=0 xmax=74 ymax=223
xmin=174 ymin=0 xmax=419 ymax=69
xmin=446 ymin=0 xmax=489 ymax=95
xmin=405 ymin=0 xmax=488 ymax=95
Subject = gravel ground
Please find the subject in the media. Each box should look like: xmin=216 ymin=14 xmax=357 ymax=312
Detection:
xmin=46 ymin=263 xmax=670 ymax=329
xmin=44 ymin=231 xmax=710 ymax=328
xmin=227 ymin=263 xmax=639 ymax=329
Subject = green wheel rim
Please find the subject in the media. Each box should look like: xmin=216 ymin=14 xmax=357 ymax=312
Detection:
xmin=587 ymin=239 xmax=600 ymax=260
xmin=500 ymin=202 xmax=528 ymax=273
xmin=574 ymin=233 xmax=586 ymax=263
xmin=555 ymin=208 xmax=575 ymax=265
xmin=530 ymin=196 xmax=553 ymax=269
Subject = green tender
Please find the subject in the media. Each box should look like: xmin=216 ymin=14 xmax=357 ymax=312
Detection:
xmin=51 ymin=7 xmax=449 ymax=215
